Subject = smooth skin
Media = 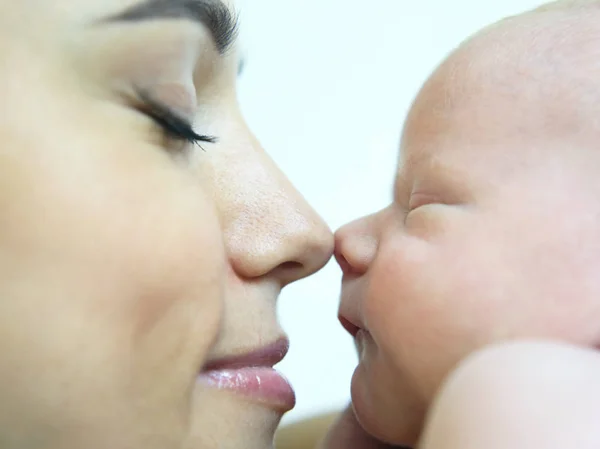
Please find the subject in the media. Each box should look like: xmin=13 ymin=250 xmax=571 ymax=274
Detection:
xmin=420 ymin=341 xmax=600 ymax=449
xmin=0 ymin=0 xmax=333 ymax=448
xmin=280 ymin=1 xmax=600 ymax=448
xmin=277 ymin=342 xmax=600 ymax=449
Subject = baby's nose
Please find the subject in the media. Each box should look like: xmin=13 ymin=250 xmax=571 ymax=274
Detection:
xmin=334 ymin=214 xmax=379 ymax=276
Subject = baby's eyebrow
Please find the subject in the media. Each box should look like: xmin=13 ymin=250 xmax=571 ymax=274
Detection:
xmin=98 ymin=0 xmax=239 ymax=55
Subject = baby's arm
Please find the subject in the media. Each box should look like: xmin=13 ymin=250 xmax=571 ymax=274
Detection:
xmin=419 ymin=341 xmax=600 ymax=449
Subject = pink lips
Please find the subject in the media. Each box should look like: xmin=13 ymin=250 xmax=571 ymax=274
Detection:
xmin=339 ymin=315 xmax=361 ymax=337
xmin=198 ymin=339 xmax=296 ymax=412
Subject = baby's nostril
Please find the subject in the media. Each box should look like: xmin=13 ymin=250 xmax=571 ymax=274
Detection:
xmin=334 ymin=249 xmax=352 ymax=274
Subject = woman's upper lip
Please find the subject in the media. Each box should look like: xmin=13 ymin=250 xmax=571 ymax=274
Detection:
xmin=202 ymin=338 xmax=289 ymax=371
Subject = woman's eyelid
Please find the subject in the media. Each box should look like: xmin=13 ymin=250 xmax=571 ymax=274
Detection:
xmin=148 ymin=81 xmax=198 ymax=118
xmin=84 ymin=22 xmax=204 ymax=88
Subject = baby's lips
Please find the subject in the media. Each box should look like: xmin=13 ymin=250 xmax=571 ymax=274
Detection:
xmin=339 ymin=314 xmax=361 ymax=337
xmin=338 ymin=281 xmax=367 ymax=337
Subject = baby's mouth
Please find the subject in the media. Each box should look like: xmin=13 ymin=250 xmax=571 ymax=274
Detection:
xmin=339 ymin=314 xmax=373 ymax=358
xmin=339 ymin=315 xmax=361 ymax=337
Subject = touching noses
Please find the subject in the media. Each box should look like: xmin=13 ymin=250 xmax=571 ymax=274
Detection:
xmin=219 ymin=137 xmax=334 ymax=286
xmin=334 ymin=214 xmax=379 ymax=276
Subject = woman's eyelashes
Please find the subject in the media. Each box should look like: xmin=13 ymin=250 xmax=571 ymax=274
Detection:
xmin=136 ymin=89 xmax=217 ymax=149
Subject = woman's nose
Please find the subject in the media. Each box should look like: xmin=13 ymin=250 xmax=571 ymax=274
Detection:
xmin=334 ymin=214 xmax=379 ymax=276
xmin=215 ymin=136 xmax=333 ymax=286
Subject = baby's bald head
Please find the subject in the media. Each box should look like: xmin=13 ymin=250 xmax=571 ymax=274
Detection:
xmin=401 ymin=0 xmax=600 ymax=184
xmin=458 ymin=0 xmax=599 ymax=128
xmin=533 ymin=0 xmax=600 ymax=12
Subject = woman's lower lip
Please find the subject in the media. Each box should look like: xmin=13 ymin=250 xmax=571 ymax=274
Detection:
xmin=198 ymin=367 xmax=296 ymax=412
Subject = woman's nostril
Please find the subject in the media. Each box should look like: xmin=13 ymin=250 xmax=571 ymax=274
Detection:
xmin=273 ymin=261 xmax=305 ymax=286
xmin=279 ymin=261 xmax=303 ymax=271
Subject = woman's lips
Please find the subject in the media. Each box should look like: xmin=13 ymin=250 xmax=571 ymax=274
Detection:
xmin=200 ymin=367 xmax=295 ymax=412
xmin=198 ymin=338 xmax=296 ymax=412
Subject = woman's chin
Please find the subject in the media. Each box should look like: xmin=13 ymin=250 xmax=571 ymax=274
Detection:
xmin=185 ymin=385 xmax=284 ymax=449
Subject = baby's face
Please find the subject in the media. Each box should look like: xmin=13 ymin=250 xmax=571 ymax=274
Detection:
xmin=336 ymin=14 xmax=600 ymax=446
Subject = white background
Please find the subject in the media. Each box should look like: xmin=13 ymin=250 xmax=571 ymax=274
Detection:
xmin=236 ymin=0 xmax=544 ymax=424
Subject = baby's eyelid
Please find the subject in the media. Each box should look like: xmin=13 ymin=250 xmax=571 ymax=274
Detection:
xmin=408 ymin=192 xmax=440 ymax=210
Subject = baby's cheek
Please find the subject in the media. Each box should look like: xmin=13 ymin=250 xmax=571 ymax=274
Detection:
xmin=363 ymin=234 xmax=508 ymax=401
xmin=365 ymin=235 xmax=439 ymax=340
xmin=363 ymin=237 xmax=443 ymax=374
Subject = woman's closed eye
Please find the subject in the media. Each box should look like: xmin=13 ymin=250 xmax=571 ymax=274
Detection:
xmin=136 ymin=89 xmax=217 ymax=150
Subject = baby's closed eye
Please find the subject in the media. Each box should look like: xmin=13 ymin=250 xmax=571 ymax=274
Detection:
xmin=408 ymin=191 xmax=443 ymax=210
xmin=404 ymin=188 xmax=470 ymax=237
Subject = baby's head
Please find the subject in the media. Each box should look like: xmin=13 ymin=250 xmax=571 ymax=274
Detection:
xmin=336 ymin=2 xmax=600 ymax=446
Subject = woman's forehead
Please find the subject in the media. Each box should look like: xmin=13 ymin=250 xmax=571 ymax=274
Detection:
xmin=0 ymin=0 xmax=239 ymax=44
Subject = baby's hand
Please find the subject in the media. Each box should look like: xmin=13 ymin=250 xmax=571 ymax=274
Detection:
xmin=419 ymin=340 xmax=600 ymax=449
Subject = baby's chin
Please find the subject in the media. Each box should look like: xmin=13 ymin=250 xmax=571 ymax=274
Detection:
xmin=350 ymin=361 xmax=424 ymax=447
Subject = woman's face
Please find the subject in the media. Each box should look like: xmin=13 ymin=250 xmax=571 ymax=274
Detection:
xmin=0 ymin=1 xmax=333 ymax=448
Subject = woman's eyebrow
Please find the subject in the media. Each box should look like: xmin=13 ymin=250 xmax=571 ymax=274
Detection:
xmin=98 ymin=0 xmax=239 ymax=54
